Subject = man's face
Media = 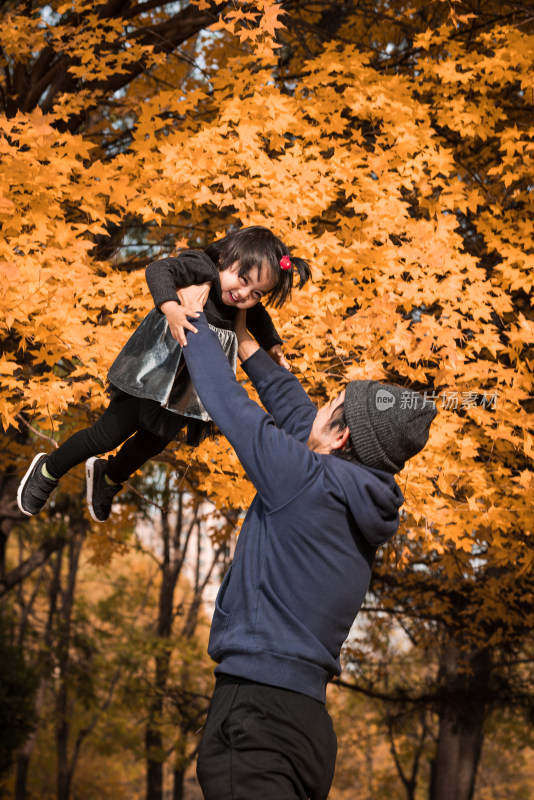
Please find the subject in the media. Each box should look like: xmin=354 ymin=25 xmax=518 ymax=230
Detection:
xmin=219 ymin=262 xmax=275 ymax=309
xmin=307 ymin=390 xmax=346 ymax=453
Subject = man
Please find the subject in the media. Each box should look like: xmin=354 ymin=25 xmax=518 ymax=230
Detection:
xmin=180 ymin=284 xmax=437 ymax=800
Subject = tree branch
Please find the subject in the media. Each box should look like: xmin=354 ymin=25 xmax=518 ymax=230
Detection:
xmin=0 ymin=534 xmax=67 ymax=597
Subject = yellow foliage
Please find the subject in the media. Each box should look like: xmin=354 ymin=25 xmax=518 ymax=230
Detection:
xmin=0 ymin=1 xmax=532 ymax=572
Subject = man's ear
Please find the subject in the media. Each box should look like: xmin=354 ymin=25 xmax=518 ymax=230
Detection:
xmin=331 ymin=426 xmax=350 ymax=452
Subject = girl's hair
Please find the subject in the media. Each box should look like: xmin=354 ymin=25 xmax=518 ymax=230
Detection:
xmin=205 ymin=226 xmax=311 ymax=308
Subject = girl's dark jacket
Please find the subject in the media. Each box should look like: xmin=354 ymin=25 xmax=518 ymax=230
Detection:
xmin=107 ymin=251 xmax=282 ymax=438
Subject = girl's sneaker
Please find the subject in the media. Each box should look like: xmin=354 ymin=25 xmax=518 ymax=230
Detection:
xmin=85 ymin=457 xmax=122 ymax=523
xmin=17 ymin=453 xmax=58 ymax=516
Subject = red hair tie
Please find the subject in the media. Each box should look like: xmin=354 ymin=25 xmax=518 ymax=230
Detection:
xmin=280 ymin=256 xmax=291 ymax=271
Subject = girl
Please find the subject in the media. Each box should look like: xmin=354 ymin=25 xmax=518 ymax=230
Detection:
xmin=17 ymin=226 xmax=311 ymax=522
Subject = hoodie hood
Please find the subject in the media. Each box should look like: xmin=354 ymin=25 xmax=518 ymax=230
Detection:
xmin=328 ymin=456 xmax=404 ymax=548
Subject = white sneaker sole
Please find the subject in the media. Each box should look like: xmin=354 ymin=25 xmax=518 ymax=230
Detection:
xmin=17 ymin=452 xmax=48 ymax=516
xmin=85 ymin=456 xmax=101 ymax=523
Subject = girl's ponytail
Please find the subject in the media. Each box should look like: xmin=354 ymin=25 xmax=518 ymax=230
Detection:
xmin=286 ymin=256 xmax=312 ymax=291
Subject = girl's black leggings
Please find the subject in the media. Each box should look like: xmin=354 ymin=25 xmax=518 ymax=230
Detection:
xmin=46 ymin=393 xmax=172 ymax=484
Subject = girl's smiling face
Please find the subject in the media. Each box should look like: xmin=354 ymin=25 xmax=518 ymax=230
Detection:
xmin=219 ymin=262 xmax=276 ymax=309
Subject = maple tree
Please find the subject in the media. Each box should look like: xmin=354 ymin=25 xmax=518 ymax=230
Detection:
xmin=1 ymin=0 xmax=533 ymax=797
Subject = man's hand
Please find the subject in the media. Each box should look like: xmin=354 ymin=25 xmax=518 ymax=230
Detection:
xmin=268 ymin=344 xmax=291 ymax=371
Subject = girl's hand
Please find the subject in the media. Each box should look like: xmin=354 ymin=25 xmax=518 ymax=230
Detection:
xmin=268 ymin=344 xmax=291 ymax=371
xmin=160 ymin=282 xmax=212 ymax=346
xmin=160 ymin=301 xmax=199 ymax=346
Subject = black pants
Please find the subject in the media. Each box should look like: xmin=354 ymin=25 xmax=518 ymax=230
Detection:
xmin=46 ymin=393 xmax=172 ymax=484
xmin=196 ymin=680 xmax=337 ymax=800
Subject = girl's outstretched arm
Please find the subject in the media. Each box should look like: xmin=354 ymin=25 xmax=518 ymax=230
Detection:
xmin=233 ymin=309 xmax=260 ymax=362
xmin=244 ymin=305 xmax=290 ymax=369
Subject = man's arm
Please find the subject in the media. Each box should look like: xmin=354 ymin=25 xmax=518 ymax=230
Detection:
xmin=233 ymin=310 xmax=317 ymax=443
xmin=181 ymin=313 xmax=320 ymax=510
xmin=242 ymin=351 xmax=317 ymax=444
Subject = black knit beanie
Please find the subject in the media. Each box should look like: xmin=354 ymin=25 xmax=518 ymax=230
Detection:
xmin=344 ymin=381 xmax=437 ymax=474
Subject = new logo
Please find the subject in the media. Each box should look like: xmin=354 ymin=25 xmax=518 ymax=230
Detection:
xmin=375 ymin=389 xmax=395 ymax=410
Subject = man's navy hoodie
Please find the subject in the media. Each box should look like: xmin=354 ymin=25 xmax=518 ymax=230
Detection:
xmin=183 ymin=315 xmax=404 ymax=703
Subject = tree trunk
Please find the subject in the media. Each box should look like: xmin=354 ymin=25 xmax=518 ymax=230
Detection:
xmin=0 ymin=425 xmax=30 ymax=581
xmin=145 ymin=571 xmax=174 ymax=800
xmin=14 ymin=680 xmax=45 ymax=800
xmin=173 ymin=766 xmax=186 ymax=800
xmin=145 ymin=722 xmax=164 ymax=800
xmin=57 ymin=690 xmax=72 ymax=800
xmin=15 ymin=541 xmax=64 ymax=800
xmin=146 ymin=494 xmax=188 ymax=800
xmin=14 ymin=752 xmax=30 ymax=800
xmin=172 ymin=710 xmax=188 ymax=800
xmin=55 ymin=527 xmax=86 ymax=800
xmin=432 ymin=716 xmax=484 ymax=800
xmin=430 ymin=645 xmax=492 ymax=800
